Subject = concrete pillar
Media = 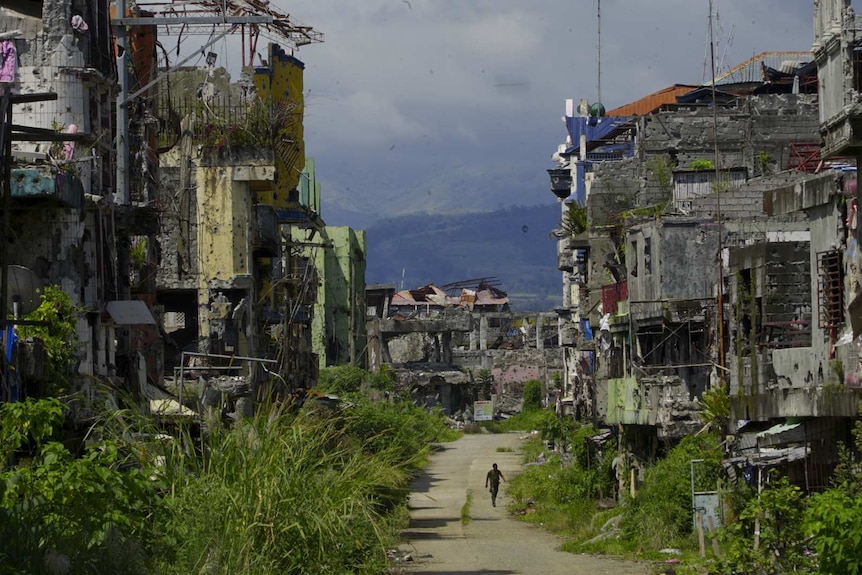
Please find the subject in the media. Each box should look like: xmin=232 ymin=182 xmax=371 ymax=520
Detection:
xmin=857 ymin=150 xmax=862 ymax=246
xmin=480 ymin=316 xmax=488 ymax=351
xmin=442 ymin=331 xmax=452 ymax=364
xmin=469 ymin=327 xmax=477 ymax=351
xmin=536 ymin=315 xmax=544 ymax=350
xmin=381 ymin=335 xmax=393 ymax=364
xmin=236 ymin=396 xmax=255 ymax=418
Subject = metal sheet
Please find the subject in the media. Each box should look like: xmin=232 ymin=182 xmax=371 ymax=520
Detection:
xmin=106 ymin=300 xmax=156 ymax=325
xmin=756 ymin=422 xmax=801 ymax=438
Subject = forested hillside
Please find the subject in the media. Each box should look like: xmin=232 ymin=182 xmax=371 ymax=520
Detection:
xmin=365 ymin=204 xmax=563 ymax=312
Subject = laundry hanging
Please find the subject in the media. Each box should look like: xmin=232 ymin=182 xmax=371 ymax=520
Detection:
xmin=0 ymin=39 xmax=18 ymax=83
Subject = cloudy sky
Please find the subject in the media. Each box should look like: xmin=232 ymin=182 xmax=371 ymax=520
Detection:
xmin=268 ymin=0 xmax=816 ymax=226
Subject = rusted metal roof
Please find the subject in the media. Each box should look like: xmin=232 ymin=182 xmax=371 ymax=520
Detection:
xmin=390 ymin=282 xmax=508 ymax=309
xmin=606 ymin=84 xmax=698 ymax=117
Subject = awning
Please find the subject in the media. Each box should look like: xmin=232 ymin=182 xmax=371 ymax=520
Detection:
xmin=725 ymin=445 xmax=809 ymax=468
xmin=756 ymin=422 xmax=801 ymax=438
xmin=106 ymin=300 xmax=156 ymax=325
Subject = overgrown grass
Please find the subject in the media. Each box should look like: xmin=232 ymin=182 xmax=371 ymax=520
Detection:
xmin=157 ymin=407 xmax=410 ymax=575
xmin=619 ymin=434 xmax=722 ymax=552
xmin=479 ymin=409 xmax=548 ymax=434
xmin=505 ymin=421 xmax=725 ymax=564
xmin=1 ymin=386 xmax=459 ymax=575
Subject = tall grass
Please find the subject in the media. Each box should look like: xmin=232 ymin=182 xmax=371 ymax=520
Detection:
xmin=1 ymin=383 xmax=458 ymax=574
xmin=156 ymin=406 xmax=413 ymax=575
xmin=619 ymin=433 xmax=722 ymax=551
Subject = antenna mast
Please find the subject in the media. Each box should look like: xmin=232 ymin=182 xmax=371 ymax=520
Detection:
xmin=597 ymin=0 xmax=602 ymax=105
xmin=709 ymin=0 xmax=726 ymax=386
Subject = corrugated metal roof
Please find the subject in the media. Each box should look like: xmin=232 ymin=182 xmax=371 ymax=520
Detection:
xmin=711 ymin=51 xmax=812 ymax=86
xmin=606 ymin=84 xmax=699 ymax=116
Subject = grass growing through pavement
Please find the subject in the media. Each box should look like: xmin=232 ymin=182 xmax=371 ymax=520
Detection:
xmin=461 ymin=490 xmax=474 ymax=524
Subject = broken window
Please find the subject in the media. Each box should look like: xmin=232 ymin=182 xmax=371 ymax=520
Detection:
xmin=854 ymin=44 xmax=862 ymax=94
xmin=630 ymin=240 xmax=638 ymax=277
xmin=817 ymin=249 xmax=844 ymax=329
xmin=644 ymin=237 xmax=652 ymax=275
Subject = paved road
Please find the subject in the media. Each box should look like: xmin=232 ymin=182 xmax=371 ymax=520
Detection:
xmin=399 ymin=432 xmax=651 ymax=575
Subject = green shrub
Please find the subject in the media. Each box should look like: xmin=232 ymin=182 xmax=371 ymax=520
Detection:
xmin=713 ymin=475 xmax=813 ymax=575
xmin=522 ymin=379 xmax=543 ymax=412
xmin=805 ymin=489 xmax=862 ymax=574
xmin=19 ymin=286 xmax=80 ymax=393
xmin=317 ymin=365 xmax=368 ymax=394
xmin=336 ymin=398 xmax=457 ymax=464
xmin=318 ymin=365 xmax=396 ymax=395
xmin=0 ymin=399 xmax=162 ymax=574
xmin=492 ymin=409 xmax=548 ymax=433
xmin=690 ymin=158 xmax=715 ymax=171
xmin=620 ymin=434 xmax=722 ymax=550
xmin=536 ymin=410 xmax=577 ymax=451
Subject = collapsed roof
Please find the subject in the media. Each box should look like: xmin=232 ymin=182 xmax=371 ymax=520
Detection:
xmin=391 ymin=279 xmax=509 ymax=310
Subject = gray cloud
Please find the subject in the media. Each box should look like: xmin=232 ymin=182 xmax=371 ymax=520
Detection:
xmin=283 ymin=1 xmax=814 ymax=223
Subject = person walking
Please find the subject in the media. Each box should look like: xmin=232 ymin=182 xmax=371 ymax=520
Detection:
xmin=485 ymin=463 xmax=505 ymax=507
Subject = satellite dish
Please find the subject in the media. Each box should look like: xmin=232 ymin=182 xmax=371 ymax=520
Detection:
xmin=5 ymin=265 xmax=43 ymax=317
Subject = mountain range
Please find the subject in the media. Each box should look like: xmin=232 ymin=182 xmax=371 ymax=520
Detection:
xmin=361 ymin=203 xmax=563 ymax=312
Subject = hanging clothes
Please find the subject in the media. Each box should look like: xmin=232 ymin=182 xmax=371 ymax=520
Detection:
xmin=0 ymin=40 xmax=17 ymax=83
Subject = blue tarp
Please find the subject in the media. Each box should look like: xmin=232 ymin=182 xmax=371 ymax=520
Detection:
xmin=564 ymin=115 xmax=634 ymax=156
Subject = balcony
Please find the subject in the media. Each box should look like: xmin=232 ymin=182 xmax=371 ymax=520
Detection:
xmin=10 ymin=168 xmax=84 ymax=209
xmin=557 ymin=244 xmax=574 ymax=272
xmin=251 ymin=204 xmax=279 ymax=257
xmin=559 ymin=322 xmax=578 ymax=346
xmin=547 ymin=168 xmax=572 ymax=200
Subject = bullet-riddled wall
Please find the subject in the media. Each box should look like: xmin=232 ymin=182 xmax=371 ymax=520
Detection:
xmin=253 ymin=44 xmax=305 ymax=209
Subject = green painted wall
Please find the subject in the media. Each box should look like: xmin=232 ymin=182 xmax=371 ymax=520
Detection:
xmin=297 ymin=226 xmax=366 ymax=370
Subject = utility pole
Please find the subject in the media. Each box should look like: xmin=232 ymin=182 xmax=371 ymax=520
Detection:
xmin=708 ymin=0 xmax=726 ymax=387
xmin=115 ymin=0 xmax=130 ymax=207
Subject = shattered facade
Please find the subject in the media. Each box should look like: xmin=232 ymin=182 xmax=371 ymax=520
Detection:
xmin=366 ymin=280 xmax=563 ymax=415
xmin=549 ymin=45 xmax=862 ymax=478
xmin=1 ymin=0 xmax=160 ymax=405
xmin=0 ymin=1 xmax=366 ymax=420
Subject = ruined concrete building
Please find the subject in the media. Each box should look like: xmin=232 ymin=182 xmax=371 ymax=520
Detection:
xmin=366 ymin=279 xmax=563 ymax=415
xmin=0 ymin=0 xmax=159 ymax=406
xmin=1 ymin=1 xmax=367 ymax=418
xmin=550 ymin=37 xmax=862 ymax=489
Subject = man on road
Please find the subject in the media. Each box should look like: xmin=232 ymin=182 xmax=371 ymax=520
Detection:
xmin=485 ymin=463 xmax=505 ymax=507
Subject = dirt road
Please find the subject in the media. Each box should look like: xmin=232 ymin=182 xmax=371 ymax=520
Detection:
xmin=399 ymin=432 xmax=651 ymax=575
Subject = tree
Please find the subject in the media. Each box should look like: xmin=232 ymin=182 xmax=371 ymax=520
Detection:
xmin=522 ymin=379 xmax=542 ymax=412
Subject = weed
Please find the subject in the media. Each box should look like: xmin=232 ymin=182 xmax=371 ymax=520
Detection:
xmin=461 ymin=490 xmax=473 ymax=524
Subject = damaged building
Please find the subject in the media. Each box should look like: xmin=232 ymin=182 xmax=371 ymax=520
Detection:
xmin=1 ymin=0 xmax=366 ymax=419
xmin=0 ymin=0 xmax=159 ymax=406
xmin=366 ymin=279 xmax=563 ymax=415
xmin=548 ymin=42 xmax=862 ymax=479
